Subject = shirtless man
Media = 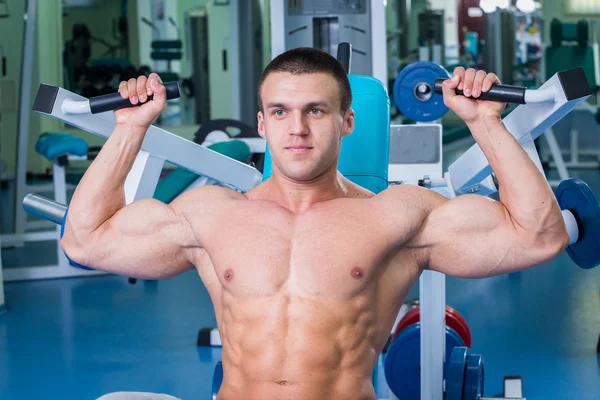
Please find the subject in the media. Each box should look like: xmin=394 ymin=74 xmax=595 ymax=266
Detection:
xmin=62 ymin=47 xmax=569 ymax=400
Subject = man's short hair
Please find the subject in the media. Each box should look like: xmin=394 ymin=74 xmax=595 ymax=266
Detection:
xmin=257 ymin=47 xmax=352 ymax=114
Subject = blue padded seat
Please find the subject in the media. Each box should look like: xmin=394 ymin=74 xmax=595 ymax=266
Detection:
xmin=35 ymin=132 xmax=89 ymax=162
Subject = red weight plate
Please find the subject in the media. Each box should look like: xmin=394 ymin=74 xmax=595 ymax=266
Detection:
xmin=393 ymin=306 xmax=472 ymax=348
xmin=446 ymin=306 xmax=472 ymax=348
xmin=393 ymin=307 xmax=421 ymax=338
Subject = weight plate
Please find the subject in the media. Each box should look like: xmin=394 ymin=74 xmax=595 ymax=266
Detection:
xmin=385 ymin=323 xmax=466 ymax=400
xmin=393 ymin=306 xmax=472 ymax=349
xmin=385 ymin=323 xmax=421 ymax=400
xmin=463 ymin=354 xmax=484 ymax=400
xmin=446 ymin=346 xmax=469 ymax=400
xmin=393 ymin=307 xmax=420 ymax=338
xmin=212 ymin=361 xmax=223 ymax=400
xmin=556 ymin=178 xmax=600 ymax=269
xmin=446 ymin=306 xmax=473 ymax=348
xmin=393 ymin=61 xmax=450 ymax=122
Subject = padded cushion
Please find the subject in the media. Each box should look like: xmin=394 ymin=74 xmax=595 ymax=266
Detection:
xmin=35 ymin=132 xmax=89 ymax=161
xmin=153 ymin=140 xmax=251 ymax=203
xmin=262 ymin=74 xmax=391 ymax=194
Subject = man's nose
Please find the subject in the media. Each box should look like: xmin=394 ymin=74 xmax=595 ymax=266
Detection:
xmin=288 ymin=112 xmax=308 ymax=136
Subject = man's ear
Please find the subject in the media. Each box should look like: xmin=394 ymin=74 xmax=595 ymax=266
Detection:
xmin=257 ymin=111 xmax=266 ymax=139
xmin=342 ymin=109 xmax=355 ymax=137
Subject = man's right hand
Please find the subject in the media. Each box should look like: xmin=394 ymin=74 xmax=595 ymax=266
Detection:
xmin=115 ymin=73 xmax=167 ymax=129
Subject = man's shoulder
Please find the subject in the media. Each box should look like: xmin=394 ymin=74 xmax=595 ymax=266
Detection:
xmin=346 ymin=182 xmax=376 ymax=199
xmin=173 ymin=185 xmax=247 ymax=207
xmin=374 ymin=184 xmax=446 ymax=210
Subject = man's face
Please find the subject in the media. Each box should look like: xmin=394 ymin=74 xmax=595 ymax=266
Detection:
xmin=257 ymin=72 xmax=354 ymax=182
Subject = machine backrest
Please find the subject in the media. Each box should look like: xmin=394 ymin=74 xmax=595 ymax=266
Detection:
xmin=546 ymin=19 xmax=597 ymax=87
xmin=262 ymin=74 xmax=390 ymax=194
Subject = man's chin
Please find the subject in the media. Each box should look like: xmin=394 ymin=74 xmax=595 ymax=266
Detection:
xmin=280 ymin=168 xmax=326 ymax=183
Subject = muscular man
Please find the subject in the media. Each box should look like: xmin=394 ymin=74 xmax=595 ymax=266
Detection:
xmin=63 ymin=48 xmax=569 ymax=400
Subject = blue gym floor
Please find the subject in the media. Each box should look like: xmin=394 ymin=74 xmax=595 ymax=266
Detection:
xmin=1 ymin=171 xmax=599 ymax=400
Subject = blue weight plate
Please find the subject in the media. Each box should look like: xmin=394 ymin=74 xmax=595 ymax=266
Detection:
xmin=556 ymin=178 xmax=600 ymax=269
xmin=212 ymin=361 xmax=223 ymax=400
xmin=463 ymin=354 xmax=484 ymax=400
xmin=445 ymin=326 xmax=465 ymax=352
xmin=446 ymin=346 xmax=469 ymax=400
xmin=393 ymin=61 xmax=450 ymax=122
xmin=385 ymin=323 xmax=421 ymax=400
xmin=384 ymin=323 xmax=466 ymax=400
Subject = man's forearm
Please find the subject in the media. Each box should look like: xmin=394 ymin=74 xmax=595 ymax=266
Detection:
xmin=467 ymin=117 xmax=563 ymax=232
xmin=66 ymin=123 xmax=148 ymax=235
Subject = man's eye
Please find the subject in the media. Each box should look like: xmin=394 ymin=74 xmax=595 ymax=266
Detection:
xmin=274 ymin=110 xmax=285 ymax=116
xmin=310 ymin=109 xmax=322 ymax=115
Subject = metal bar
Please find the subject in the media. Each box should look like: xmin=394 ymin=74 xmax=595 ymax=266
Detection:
xmin=549 ymin=161 xmax=599 ymax=169
xmin=229 ymin=0 xmax=241 ymax=121
xmin=1 ymin=231 xmax=60 ymax=245
xmin=543 ymin=127 xmax=569 ymax=181
xmin=25 ymin=183 xmax=54 ymax=192
xmin=22 ymin=193 xmax=67 ymax=225
xmin=33 ymin=85 xmax=263 ymax=192
xmin=571 ymin=129 xmax=579 ymax=164
xmin=124 ymin=151 xmax=165 ymax=204
xmin=26 ymin=220 xmax=55 ymax=230
xmin=419 ymin=270 xmax=445 ymax=400
xmin=3 ymin=265 xmax=106 ymax=282
xmin=269 ymin=0 xmax=285 ymax=60
xmin=14 ymin=0 xmax=38 ymax=236
xmin=370 ymin=0 xmax=387 ymax=85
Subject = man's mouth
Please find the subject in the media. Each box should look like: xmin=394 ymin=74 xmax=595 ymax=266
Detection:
xmin=285 ymin=146 xmax=313 ymax=153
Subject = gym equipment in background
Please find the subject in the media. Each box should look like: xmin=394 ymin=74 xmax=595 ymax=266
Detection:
xmin=539 ymin=18 xmax=600 ymax=186
xmin=22 ymin=41 xmax=600 ymax=400
xmin=392 ymin=57 xmax=594 ymax=193
xmin=269 ymin=0 xmax=387 ymax=87
xmin=4 ymin=78 xmax=261 ymax=281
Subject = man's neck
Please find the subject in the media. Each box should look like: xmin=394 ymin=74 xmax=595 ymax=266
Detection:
xmin=264 ymin=169 xmax=350 ymax=213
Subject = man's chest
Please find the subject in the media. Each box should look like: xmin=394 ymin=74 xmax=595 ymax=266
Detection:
xmin=198 ymin=204 xmax=405 ymax=299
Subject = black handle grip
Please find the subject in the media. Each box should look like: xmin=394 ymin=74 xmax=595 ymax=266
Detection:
xmin=89 ymin=81 xmax=180 ymax=114
xmin=1 ymin=56 xmax=5 ymax=77
xmin=337 ymin=42 xmax=352 ymax=74
xmin=434 ymin=78 xmax=526 ymax=104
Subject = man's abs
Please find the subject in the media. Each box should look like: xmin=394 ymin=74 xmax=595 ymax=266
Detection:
xmin=189 ymin=196 xmax=421 ymax=399
xmin=216 ymin=291 xmax=380 ymax=400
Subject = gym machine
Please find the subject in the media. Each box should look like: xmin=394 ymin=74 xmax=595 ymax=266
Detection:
xmin=0 ymin=0 xmax=56 ymax=281
xmin=539 ymin=19 xmax=600 ymax=186
xmin=21 ymin=50 xmax=600 ymax=400
xmin=0 ymin=0 xmax=10 ymax=312
xmin=385 ymin=59 xmax=599 ymax=400
xmin=2 ymin=79 xmax=261 ymax=282
xmin=269 ymin=0 xmax=387 ymax=85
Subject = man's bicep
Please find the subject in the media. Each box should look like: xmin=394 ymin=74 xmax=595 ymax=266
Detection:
xmin=67 ymin=197 xmax=198 ymax=278
xmin=410 ymin=194 xmax=521 ymax=278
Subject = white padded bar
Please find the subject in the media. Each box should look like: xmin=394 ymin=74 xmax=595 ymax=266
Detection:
xmin=448 ymin=71 xmax=591 ymax=193
xmin=34 ymin=85 xmax=263 ymax=193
